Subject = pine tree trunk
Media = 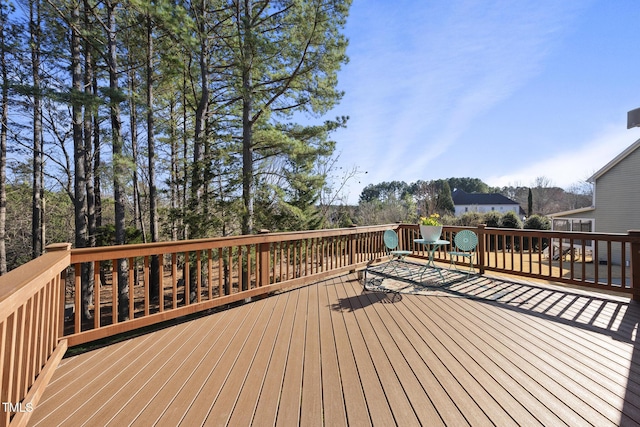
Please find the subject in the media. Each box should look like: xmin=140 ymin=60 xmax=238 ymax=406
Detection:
xmin=189 ymin=0 xmax=210 ymax=239
xmin=30 ymin=0 xmax=43 ymax=260
xmin=128 ymin=63 xmax=146 ymax=241
xmin=170 ymin=100 xmax=178 ymax=241
xmin=0 ymin=5 xmax=8 ymax=275
xmin=92 ymin=63 xmax=102 ymax=229
xmin=106 ymin=0 xmax=129 ymax=321
xmin=71 ymin=0 xmax=91 ymax=319
xmin=83 ymin=13 xmax=96 ymax=249
xmin=241 ymin=0 xmax=254 ymax=236
xmin=147 ymin=13 xmax=159 ymax=299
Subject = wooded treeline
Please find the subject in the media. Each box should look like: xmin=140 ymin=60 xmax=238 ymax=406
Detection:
xmin=0 ymin=0 xmax=353 ymax=276
xmin=354 ymin=176 xmax=592 ymax=226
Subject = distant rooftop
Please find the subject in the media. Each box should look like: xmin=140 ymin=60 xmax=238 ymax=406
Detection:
xmin=452 ymin=189 xmax=519 ymax=205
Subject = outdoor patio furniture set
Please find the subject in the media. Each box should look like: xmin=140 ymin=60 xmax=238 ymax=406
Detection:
xmin=369 ymin=229 xmax=478 ymax=287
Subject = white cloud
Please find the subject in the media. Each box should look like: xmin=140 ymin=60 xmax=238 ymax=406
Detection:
xmin=486 ymin=126 xmax=640 ymax=189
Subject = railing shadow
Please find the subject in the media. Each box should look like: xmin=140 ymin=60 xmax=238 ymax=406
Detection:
xmin=362 ymin=260 xmax=640 ymax=424
xmin=365 ymin=261 xmax=639 ymax=344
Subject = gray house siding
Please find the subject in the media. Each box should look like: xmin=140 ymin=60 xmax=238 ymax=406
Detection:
xmin=591 ymin=147 xmax=640 ymax=266
xmin=593 ymin=147 xmax=640 ymax=234
xmin=550 ymin=138 xmax=640 ymax=265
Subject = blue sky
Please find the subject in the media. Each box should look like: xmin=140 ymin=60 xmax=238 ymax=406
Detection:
xmin=324 ymin=0 xmax=640 ymax=203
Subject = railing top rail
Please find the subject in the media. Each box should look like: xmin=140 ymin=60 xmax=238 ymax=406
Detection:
xmin=479 ymin=226 xmax=636 ymax=241
xmin=70 ymin=224 xmax=397 ymax=263
xmin=0 ymin=249 xmax=70 ymax=324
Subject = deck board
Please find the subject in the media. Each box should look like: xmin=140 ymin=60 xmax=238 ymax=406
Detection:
xmin=27 ymin=265 xmax=640 ymax=426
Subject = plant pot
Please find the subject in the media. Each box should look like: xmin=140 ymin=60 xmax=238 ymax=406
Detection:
xmin=419 ymin=225 xmax=443 ymax=242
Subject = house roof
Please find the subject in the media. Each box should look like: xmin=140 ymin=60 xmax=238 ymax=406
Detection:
xmin=452 ymin=189 xmax=519 ymax=205
xmin=548 ymin=206 xmax=595 ymax=218
xmin=588 ymin=137 xmax=640 ymax=182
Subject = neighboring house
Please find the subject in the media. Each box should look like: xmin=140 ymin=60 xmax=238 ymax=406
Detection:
xmin=451 ymin=189 xmax=522 ymax=217
xmin=549 ymin=137 xmax=640 ymax=265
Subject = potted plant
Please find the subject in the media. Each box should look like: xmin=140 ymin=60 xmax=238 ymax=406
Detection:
xmin=419 ymin=213 xmax=443 ymax=242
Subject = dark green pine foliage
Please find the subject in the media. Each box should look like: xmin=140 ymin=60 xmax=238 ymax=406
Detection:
xmin=435 ymin=180 xmax=455 ymax=215
xmin=254 ymin=118 xmax=345 ymax=231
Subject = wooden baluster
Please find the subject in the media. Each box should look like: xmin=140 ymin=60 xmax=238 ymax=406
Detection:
xmin=172 ymin=253 xmax=178 ymax=309
xmin=144 ymin=256 xmax=150 ymax=316
xmin=207 ymin=249 xmax=213 ymax=300
xmin=158 ymin=254 xmax=164 ymax=312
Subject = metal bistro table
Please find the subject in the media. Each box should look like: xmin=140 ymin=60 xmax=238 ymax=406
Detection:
xmin=413 ymin=238 xmax=450 ymax=284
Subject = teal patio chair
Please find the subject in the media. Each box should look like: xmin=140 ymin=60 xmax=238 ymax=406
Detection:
xmin=380 ymin=229 xmax=413 ymax=277
xmin=448 ymin=230 xmax=478 ymax=276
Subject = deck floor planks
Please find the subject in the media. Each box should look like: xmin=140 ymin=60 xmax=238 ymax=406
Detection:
xmin=274 ymin=284 xmax=309 ymax=426
xmin=388 ymin=290 xmax=517 ymax=426
xmin=103 ymin=302 xmax=239 ymax=426
xmin=155 ymin=296 xmax=276 ymax=426
xmin=69 ymin=312 xmax=216 ymax=425
xmin=354 ymin=287 xmax=478 ymax=426
xmin=299 ymin=281 xmax=323 ymax=427
xmin=129 ymin=300 xmax=261 ymax=425
xmin=392 ymin=291 xmax=528 ymax=427
xmin=180 ymin=294 xmax=282 ymax=426
xmin=420 ymin=295 xmax=594 ymax=427
xmin=519 ymin=295 xmax=639 ymax=372
xmin=341 ymin=278 xmax=449 ymax=426
xmin=250 ymin=290 xmax=300 ymax=425
xmin=102 ymin=306 xmax=238 ymax=426
xmin=466 ymin=294 xmax=639 ymax=404
xmin=316 ymin=277 xmax=348 ymax=426
xmin=206 ymin=292 xmax=290 ymax=426
xmin=486 ymin=298 xmax=640 ymax=419
xmin=324 ymin=277 xmax=372 ymax=426
xmin=337 ymin=279 xmax=421 ymax=426
xmin=30 ymin=325 xmax=175 ymax=425
xmin=27 ymin=271 xmax=640 ymax=426
xmin=331 ymin=275 xmax=397 ymax=425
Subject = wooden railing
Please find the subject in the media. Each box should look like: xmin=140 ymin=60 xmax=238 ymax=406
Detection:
xmin=0 ymin=244 xmax=70 ymax=427
xmin=63 ymin=225 xmax=391 ymax=347
xmin=398 ymin=224 xmax=640 ymax=298
xmin=3 ymin=223 xmax=640 ymax=425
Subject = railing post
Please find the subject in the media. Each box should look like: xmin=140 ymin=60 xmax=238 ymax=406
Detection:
xmin=477 ymin=224 xmax=486 ymax=274
xmin=258 ymin=230 xmax=270 ymax=287
xmin=348 ymin=224 xmax=358 ymax=270
xmin=629 ymin=230 xmax=640 ymax=302
xmin=46 ymin=243 xmax=72 ymax=252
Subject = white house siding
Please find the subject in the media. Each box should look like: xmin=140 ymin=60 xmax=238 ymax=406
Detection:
xmin=454 ymin=204 xmax=519 ymax=216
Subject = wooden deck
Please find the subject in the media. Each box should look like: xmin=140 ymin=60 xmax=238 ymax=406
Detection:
xmin=27 ymin=263 xmax=640 ymax=426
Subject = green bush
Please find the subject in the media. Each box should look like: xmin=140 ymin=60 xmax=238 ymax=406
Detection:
xmin=500 ymin=211 xmax=523 ymax=229
xmin=524 ymin=214 xmax=551 ymax=230
xmin=457 ymin=211 xmax=484 ymax=227
xmin=483 ymin=211 xmax=502 ymax=228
